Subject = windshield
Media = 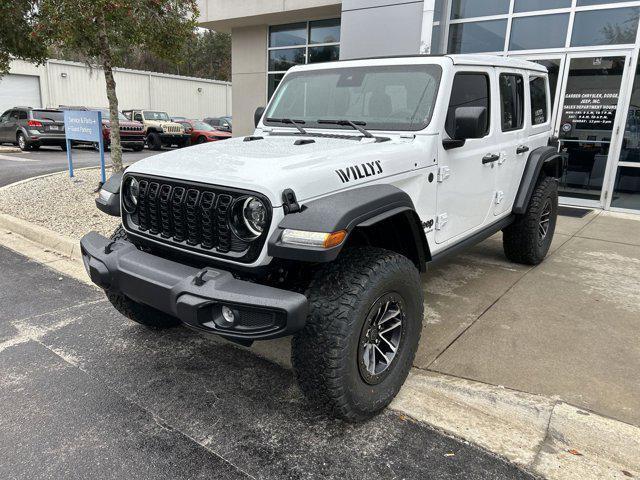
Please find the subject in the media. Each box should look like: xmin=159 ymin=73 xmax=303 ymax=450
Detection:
xmin=32 ymin=110 xmax=64 ymax=122
xmin=96 ymin=109 xmax=128 ymax=121
xmin=264 ymin=65 xmax=442 ymax=132
xmin=143 ymin=111 xmax=170 ymax=121
xmin=192 ymin=121 xmax=215 ymax=131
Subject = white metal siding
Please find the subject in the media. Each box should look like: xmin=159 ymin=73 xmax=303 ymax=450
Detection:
xmin=7 ymin=59 xmax=231 ymax=120
xmin=0 ymin=74 xmax=42 ymax=114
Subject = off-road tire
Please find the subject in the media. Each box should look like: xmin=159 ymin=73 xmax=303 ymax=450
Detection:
xmin=105 ymin=226 xmax=181 ymax=329
xmin=503 ymin=176 xmax=558 ymax=265
xmin=178 ymin=138 xmax=191 ymax=148
xmin=291 ymin=247 xmax=423 ymax=422
xmin=132 ymin=144 xmax=144 ymax=152
xmin=146 ymin=132 xmax=162 ymax=151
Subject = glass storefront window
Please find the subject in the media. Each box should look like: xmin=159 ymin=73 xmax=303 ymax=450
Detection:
xmin=269 ymin=23 xmax=306 ymax=48
xmin=571 ymin=7 xmax=640 ymax=47
xmin=577 ymin=0 xmax=634 ymax=6
xmin=451 ymin=0 xmax=510 ymax=20
xmin=612 ymin=56 xmax=640 ymax=211
xmin=514 ymin=0 xmax=571 ymax=13
xmin=309 ymin=19 xmax=341 ymax=44
xmin=268 ymin=19 xmax=341 ymax=99
xmin=558 ymin=56 xmax=625 ymax=202
xmin=308 ymin=45 xmax=340 ymax=63
xmin=448 ymin=20 xmax=508 ymax=53
xmin=268 ymin=48 xmax=306 ymax=71
xmin=612 ymin=167 xmax=640 ymax=209
xmin=509 ymin=14 xmax=570 ymax=50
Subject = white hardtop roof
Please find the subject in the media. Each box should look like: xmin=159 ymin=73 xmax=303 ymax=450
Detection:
xmin=290 ymin=54 xmax=548 ymax=74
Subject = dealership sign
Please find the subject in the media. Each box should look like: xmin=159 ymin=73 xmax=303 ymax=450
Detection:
xmin=63 ymin=110 xmax=106 ymax=183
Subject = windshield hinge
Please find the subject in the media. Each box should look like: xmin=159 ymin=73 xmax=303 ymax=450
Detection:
xmin=282 ymin=189 xmax=301 ymax=214
xmin=437 ymin=166 xmax=451 ymax=183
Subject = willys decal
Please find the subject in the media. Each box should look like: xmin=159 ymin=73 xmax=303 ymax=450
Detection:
xmin=336 ymin=161 xmax=383 ymax=184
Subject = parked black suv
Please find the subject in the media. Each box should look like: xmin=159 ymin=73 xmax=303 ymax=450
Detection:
xmin=0 ymin=107 xmax=67 ymax=151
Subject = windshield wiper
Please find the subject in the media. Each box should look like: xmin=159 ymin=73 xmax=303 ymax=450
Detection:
xmin=266 ymin=118 xmax=308 ymax=135
xmin=317 ymin=119 xmax=374 ymax=139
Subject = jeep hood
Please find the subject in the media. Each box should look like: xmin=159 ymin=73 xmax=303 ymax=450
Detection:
xmin=126 ymin=135 xmax=430 ymax=207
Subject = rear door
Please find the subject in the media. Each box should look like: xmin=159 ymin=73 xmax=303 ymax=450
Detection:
xmin=494 ymin=70 xmax=527 ymax=216
xmin=435 ymin=68 xmax=499 ymax=244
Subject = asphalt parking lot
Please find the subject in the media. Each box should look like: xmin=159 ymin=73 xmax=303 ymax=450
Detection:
xmin=0 ymin=244 xmax=533 ymax=480
xmin=0 ymin=145 xmax=158 ymax=187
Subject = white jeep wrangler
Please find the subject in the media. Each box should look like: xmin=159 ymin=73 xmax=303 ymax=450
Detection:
xmin=82 ymin=55 xmax=561 ymax=422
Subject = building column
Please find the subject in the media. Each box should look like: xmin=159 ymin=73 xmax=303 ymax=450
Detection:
xmin=340 ymin=0 xmax=427 ymax=60
xmin=420 ymin=0 xmax=436 ymax=54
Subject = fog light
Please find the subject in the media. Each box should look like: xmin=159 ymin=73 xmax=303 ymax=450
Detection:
xmin=221 ymin=305 xmax=235 ymax=324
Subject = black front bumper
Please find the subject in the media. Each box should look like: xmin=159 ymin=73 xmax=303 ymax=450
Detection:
xmin=80 ymin=232 xmax=308 ymax=342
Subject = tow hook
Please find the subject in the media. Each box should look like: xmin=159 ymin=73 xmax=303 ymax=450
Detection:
xmin=193 ymin=268 xmax=220 ymax=287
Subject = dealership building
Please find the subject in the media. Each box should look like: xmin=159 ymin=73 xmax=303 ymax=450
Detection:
xmin=199 ymin=0 xmax=640 ymax=213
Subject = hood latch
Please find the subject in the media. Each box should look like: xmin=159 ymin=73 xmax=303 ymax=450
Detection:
xmin=282 ymin=189 xmax=301 ymax=214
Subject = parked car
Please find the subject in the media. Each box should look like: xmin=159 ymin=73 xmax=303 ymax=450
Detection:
xmin=93 ymin=109 xmax=145 ymax=151
xmin=202 ymin=116 xmax=232 ymax=133
xmin=122 ymin=109 xmax=190 ymax=150
xmin=86 ymin=55 xmax=561 ymax=422
xmin=177 ymin=120 xmax=232 ymax=144
xmin=0 ymin=107 xmax=66 ymax=151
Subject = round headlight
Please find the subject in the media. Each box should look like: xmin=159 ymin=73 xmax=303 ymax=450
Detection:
xmin=122 ymin=177 xmax=139 ymax=213
xmin=230 ymin=196 xmax=267 ymax=241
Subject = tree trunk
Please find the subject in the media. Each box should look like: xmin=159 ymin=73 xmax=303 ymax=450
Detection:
xmin=97 ymin=15 xmax=123 ymax=173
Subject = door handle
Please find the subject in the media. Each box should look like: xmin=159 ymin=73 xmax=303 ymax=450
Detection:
xmin=482 ymin=153 xmax=501 ymax=164
xmin=516 ymin=145 xmax=530 ymax=155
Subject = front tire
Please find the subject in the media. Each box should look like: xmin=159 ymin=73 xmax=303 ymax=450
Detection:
xmin=146 ymin=132 xmax=162 ymax=151
xmin=291 ymin=247 xmax=423 ymax=422
xmin=503 ymin=176 xmax=558 ymax=265
xmin=105 ymin=226 xmax=181 ymax=329
xmin=17 ymin=132 xmax=28 ymax=151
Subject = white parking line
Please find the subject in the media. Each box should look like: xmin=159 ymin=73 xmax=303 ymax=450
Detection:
xmin=0 ymin=154 xmax=38 ymax=162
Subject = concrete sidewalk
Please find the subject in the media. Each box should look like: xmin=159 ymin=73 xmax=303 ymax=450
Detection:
xmin=419 ymin=210 xmax=640 ymax=428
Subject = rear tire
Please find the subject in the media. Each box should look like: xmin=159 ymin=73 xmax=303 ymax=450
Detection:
xmin=503 ymin=176 xmax=558 ymax=265
xmin=146 ymin=132 xmax=162 ymax=151
xmin=132 ymin=144 xmax=144 ymax=152
xmin=105 ymin=226 xmax=181 ymax=329
xmin=291 ymin=247 xmax=423 ymax=422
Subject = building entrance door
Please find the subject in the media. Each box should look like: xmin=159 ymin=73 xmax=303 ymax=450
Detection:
xmin=555 ymin=53 xmax=632 ymax=208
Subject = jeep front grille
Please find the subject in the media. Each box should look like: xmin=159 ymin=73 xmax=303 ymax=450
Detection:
xmin=124 ymin=175 xmax=270 ymax=263
xmin=164 ymin=125 xmax=182 ymax=134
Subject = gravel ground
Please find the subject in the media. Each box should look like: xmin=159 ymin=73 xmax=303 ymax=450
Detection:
xmin=0 ymin=168 xmax=119 ymax=239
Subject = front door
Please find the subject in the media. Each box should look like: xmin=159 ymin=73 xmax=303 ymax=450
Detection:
xmin=436 ymin=68 xmax=497 ymax=244
xmin=555 ymin=53 xmax=631 ymax=208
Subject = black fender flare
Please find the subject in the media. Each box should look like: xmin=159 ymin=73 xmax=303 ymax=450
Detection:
xmin=267 ymin=184 xmax=429 ymax=266
xmin=513 ymin=146 xmax=563 ymax=215
xmin=95 ymin=172 xmax=123 ymax=217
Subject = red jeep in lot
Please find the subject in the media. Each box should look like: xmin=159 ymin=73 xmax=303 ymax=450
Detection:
xmin=95 ymin=109 xmax=145 ymax=151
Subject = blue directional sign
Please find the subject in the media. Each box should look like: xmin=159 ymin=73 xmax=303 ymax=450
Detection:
xmin=64 ymin=110 xmax=106 ymax=184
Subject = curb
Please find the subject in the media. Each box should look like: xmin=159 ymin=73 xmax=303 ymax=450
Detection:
xmin=0 ymin=213 xmax=83 ymax=262
xmin=391 ymin=370 xmax=640 ymax=480
xmin=0 ymin=211 xmax=638 ymax=480
xmin=0 ymin=146 xmax=21 ymax=153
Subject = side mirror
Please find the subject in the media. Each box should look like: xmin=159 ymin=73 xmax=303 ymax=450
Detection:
xmin=444 ymin=106 xmax=488 ymax=150
xmin=254 ymin=106 xmax=265 ymax=128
